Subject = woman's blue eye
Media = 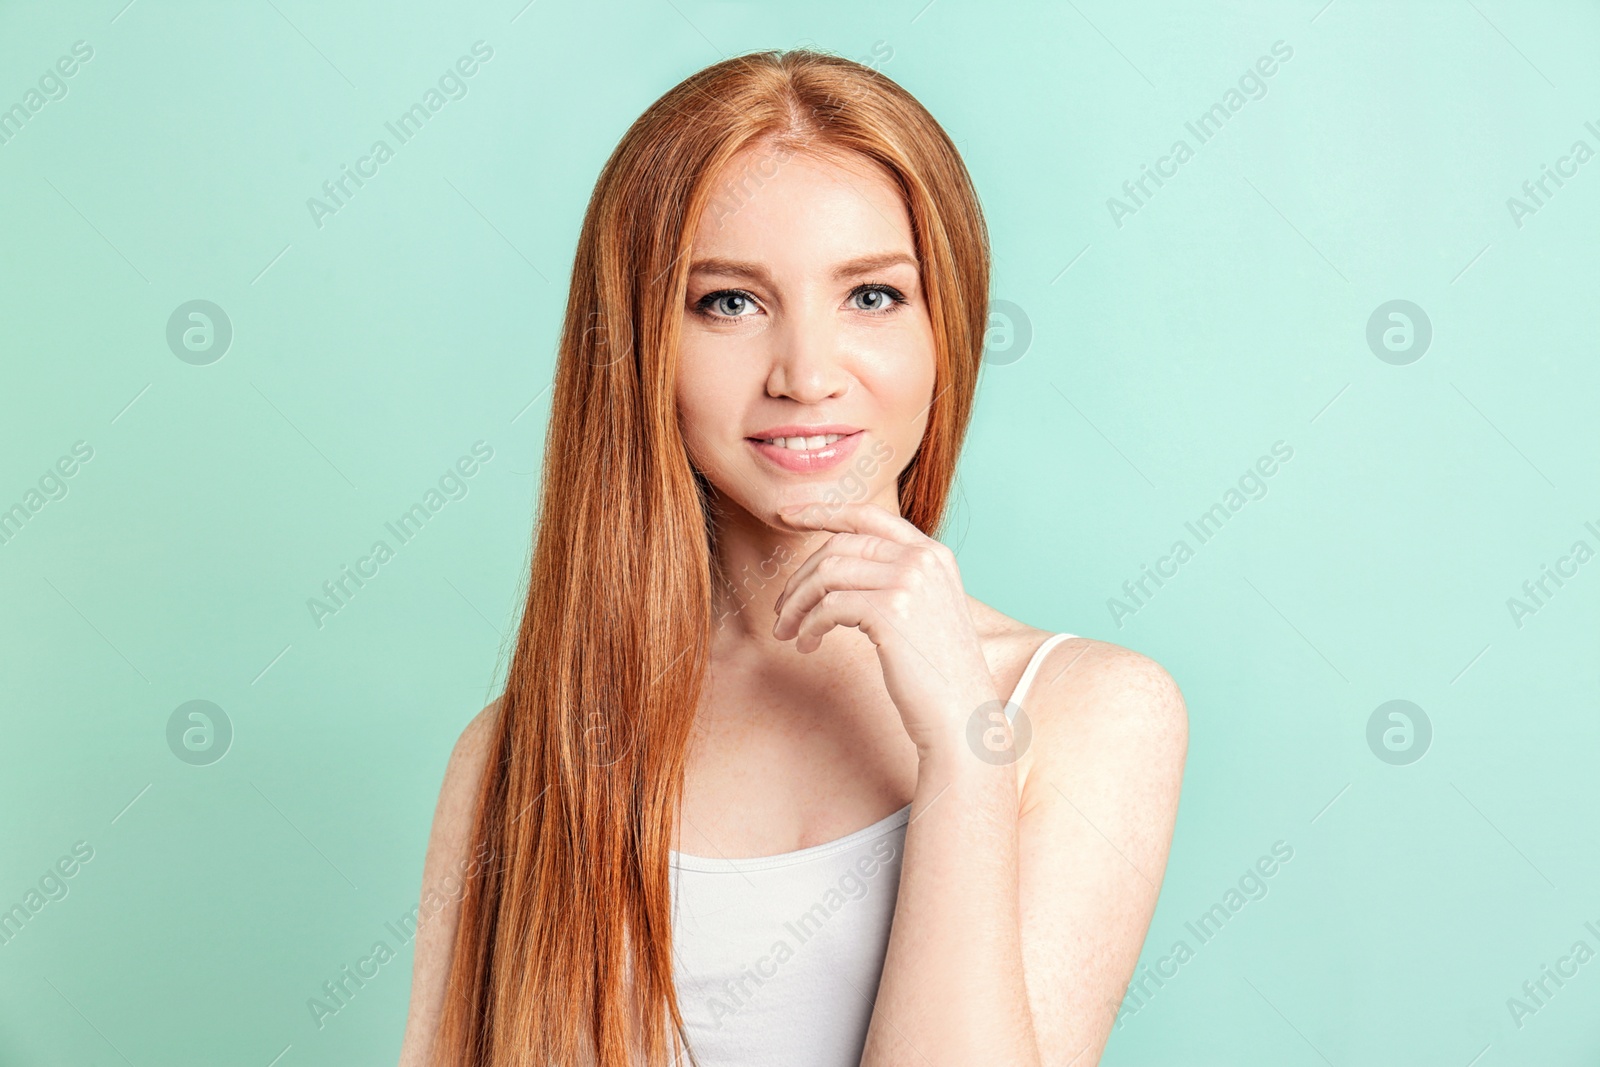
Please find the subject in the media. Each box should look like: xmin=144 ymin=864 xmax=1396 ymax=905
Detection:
xmin=851 ymin=285 xmax=905 ymax=312
xmin=709 ymin=292 xmax=754 ymax=317
xmin=693 ymin=284 xmax=907 ymax=320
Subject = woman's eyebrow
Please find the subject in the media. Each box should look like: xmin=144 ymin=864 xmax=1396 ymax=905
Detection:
xmin=687 ymin=251 xmax=919 ymax=285
xmin=829 ymin=251 xmax=918 ymax=280
xmin=687 ymin=257 xmax=773 ymax=286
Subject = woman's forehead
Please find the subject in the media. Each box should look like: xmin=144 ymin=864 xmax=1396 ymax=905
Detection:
xmin=690 ymin=147 xmax=915 ymax=271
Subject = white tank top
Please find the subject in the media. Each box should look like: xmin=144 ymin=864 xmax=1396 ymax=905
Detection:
xmin=667 ymin=632 xmax=1077 ymax=1066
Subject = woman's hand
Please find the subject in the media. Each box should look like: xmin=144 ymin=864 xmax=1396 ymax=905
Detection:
xmin=771 ymin=501 xmax=1001 ymax=761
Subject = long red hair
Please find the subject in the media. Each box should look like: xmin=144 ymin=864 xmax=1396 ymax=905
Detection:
xmin=431 ymin=47 xmax=993 ymax=1066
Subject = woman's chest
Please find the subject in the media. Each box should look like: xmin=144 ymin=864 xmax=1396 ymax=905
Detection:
xmin=675 ymin=726 xmax=918 ymax=858
xmin=673 ymin=660 xmax=920 ymax=858
xmin=674 ymin=633 xmax=1045 ymax=858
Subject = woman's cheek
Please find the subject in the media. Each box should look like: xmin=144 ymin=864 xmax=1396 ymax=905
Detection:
xmin=675 ymin=383 xmax=736 ymax=478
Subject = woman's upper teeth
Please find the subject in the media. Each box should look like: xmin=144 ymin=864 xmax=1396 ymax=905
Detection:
xmin=764 ymin=433 xmax=844 ymax=450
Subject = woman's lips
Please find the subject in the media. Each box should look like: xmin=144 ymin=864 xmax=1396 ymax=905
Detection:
xmin=746 ymin=429 xmax=865 ymax=473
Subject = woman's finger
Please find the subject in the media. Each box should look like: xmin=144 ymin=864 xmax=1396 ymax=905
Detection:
xmin=791 ymin=588 xmax=876 ymax=654
xmin=775 ymin=531 xmax=901 ymax=613
xmin=777 ymin=500 xmax=926 ymax=546
xmin=774 ymin=555 xmax=901 ymax=641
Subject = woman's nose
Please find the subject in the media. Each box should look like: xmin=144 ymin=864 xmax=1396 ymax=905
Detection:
xmin=765 ymin=313 xmax=848 ymax=403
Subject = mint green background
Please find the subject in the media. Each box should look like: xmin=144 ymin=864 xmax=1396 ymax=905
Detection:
xmin=2 ymin=1 xmax=1597 ymax=1064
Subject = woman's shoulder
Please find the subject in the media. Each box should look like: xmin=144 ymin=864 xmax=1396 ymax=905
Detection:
xmin=969 ymin=599 xmax=1188 ymax=777
xmin=454 ymin=696 xmax=502 ymax=763
xmin=430 ymin=695 xmax=504 ymax=883
xmin=436 ymin=697 xmax=502 ymax=810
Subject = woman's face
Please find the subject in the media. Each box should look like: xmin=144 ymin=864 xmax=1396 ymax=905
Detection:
xmin=674 ymin=144 xmax=937 ymax=531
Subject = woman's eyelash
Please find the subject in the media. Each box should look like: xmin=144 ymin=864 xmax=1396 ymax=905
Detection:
xmin=691 ymin=289 xmax=757 ymax=319
xmin=851 ymin=283 xmax=909 ymax=312
xmin=692 ymin=283 xmax=909 ymax=320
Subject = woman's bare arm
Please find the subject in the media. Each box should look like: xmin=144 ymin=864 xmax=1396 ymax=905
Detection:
xmin=396 ymin=700 xmax=500 ymax=1067
xmin=859 ymin=640 xmax=1186 ymax=1067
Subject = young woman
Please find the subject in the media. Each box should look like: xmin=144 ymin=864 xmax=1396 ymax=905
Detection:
xmin=398 ymin=49 xmax=1186 ymax=1067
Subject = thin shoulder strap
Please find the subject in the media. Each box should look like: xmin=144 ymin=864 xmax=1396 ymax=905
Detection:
xmin=1005 ymin=632 xmax=1077 ymax=719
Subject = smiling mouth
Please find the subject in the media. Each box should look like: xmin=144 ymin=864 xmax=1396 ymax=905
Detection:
xmin=744 ymin=429 xmax=865 ymax=472
xmin=748 ymin=432 xmax=851 ymax=450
